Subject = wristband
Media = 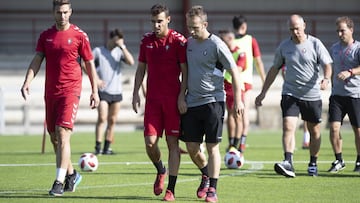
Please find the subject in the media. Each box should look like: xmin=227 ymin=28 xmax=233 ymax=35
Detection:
xmin=119 ymin=44 xmax=126 ymax=50
xmin=348 ymin=69 xmax=354 ymax=76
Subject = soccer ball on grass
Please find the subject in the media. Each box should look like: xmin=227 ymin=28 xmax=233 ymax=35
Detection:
xmin=78 ymin=153 xmax=98 ymax=172
xmin=224 ymin=148 xmax=245 ymax=169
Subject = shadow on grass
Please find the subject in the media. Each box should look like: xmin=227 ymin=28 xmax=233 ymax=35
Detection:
xmin=75 ymin=151 xmax=146 ymax=156
xmin=256 ymin=170 xmax=360 ymax=178
xmin=0 ymin=151 xmax=52 ymax=156
xmin=296 ymin=171 xmax=360 ymax=178
xmin=0 ymin=195 xmax=155 ymax=201
xmin=86 ymin=171 xmax=152 ymax=176
xmin=0 ymin=194 xmax=197 ymax=202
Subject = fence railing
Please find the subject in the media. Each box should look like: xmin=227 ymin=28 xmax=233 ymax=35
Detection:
xmin=1 ymin=10 xmax=359 ymax=55
xmin=0 ymin=88 xmax=5 ymax=134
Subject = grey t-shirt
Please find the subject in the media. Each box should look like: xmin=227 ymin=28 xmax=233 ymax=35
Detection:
xmin=330 ymin=40 xmax=360 ymax=98
xmin=186 ymin=34 xmax=237 ymax=107
xmin=273 ymin=35 xmax=333 ymax=101
xmin=93 ymin=46 xmax=124 ymax=95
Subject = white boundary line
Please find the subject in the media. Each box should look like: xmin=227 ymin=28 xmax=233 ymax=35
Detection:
xmin=0 ymin=160 xmax=341 ymax=194
xmin=0 ymin=160 xmax=264 ymax=194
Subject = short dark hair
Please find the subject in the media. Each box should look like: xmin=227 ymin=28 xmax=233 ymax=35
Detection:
xmin=336 ymin=16 xmax=354 ymax=30
xmin=109 ymin=29 xmax=124 ymax=39
xmin=150 ymin=4 xmax=169 ymax=17
xmin=232 ymin=15 xmax=247 ymax=30
xmin=53 ymin=0 xmax=71 ymax=10
xmin=218 ymin=29 xmax=232 ymax=35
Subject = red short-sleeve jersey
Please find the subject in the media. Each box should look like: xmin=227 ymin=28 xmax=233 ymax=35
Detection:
xmin=252 ymin=37 xmax=261 ymax=58
xmin=36 ymin=24 xmax=93 ymax=98
xmin=138 ymin=29 xmax=187 ymax=99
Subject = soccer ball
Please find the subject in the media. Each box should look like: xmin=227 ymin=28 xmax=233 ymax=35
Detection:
xmin=224 ymin=148 xmax=245 ymax=169
xmin=78 ymin=153 xmax=98 ymax=172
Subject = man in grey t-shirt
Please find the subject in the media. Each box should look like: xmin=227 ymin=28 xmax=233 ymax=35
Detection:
xmin=327 ymin=16 xmax=360 ymax=173
xmin=180 ymin=5 xmax=244 ymax=202
xmin=255 ymin=14 xmax=332 ymax=177
xmin=93 ymin=29 xmax=135 ymax=155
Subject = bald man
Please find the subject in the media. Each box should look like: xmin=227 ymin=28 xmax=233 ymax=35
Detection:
xmin=255 ymin=14 xmax=332 ymax=177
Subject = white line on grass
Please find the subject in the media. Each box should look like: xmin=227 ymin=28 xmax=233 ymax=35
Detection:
xmin=0 ymin=160 xmax=263 ymax=194
xmin=0 ymin=160 xmax=340 ymax=194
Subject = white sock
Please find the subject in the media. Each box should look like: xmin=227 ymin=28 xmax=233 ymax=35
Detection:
xmin=56 ymin=168 xmax=67 ymax=183
xmin=303 ymin=132 xmax=310 ymax=143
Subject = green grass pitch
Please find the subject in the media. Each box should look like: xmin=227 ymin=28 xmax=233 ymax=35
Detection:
xmin=0 ymin=128 xmax=359 ymax=202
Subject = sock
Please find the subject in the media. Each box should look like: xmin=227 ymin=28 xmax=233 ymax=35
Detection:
xmin=167 ymin=175 xmax=177 ymax=194
xmin=153 ymin=160 xmax=166 ymax=174
xmin=103 ymin=140 xmax=111 ymax=152
xmin=95 ymin=141 xmax=101 ymax=150
xmin=237 ymin=135 xmax=247 ymax=152
xmin=200 ymin=165 xmax=209 ymax=177
xmin=284 ymin=152 xmax=293 ymax=163
xmin=310 ymin=156 xmax=317 ymax=165
xmin=335 ymin=153 xmax=343 ymax=161
xmin=240 ymin=135 xmax=247 ymax=145
xmin=233 ymin=138 xmax=240 ymax=148
xmin=356 ymin=155 xmax=360 ymax=163
xmin=209 ymin=178 xmax=218 ymax=189
xmin=303 ymin=131 xmax=310 ymax=143
xmin=229 ymin=137 xmax=235 ymax=146
xmin=56 ymin=168 xmax=67 ymax=183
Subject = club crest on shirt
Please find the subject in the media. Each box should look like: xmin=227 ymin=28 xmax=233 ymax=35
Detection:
xmin=165 ymin=45 xmax=170 ymax=51
xmin=68 ymin=38 xmax=72 ymax=45
xmin=203 ymin=50 xmax=207 ymax=56
xmin=301 ymin=48 xmax=306 ymax=54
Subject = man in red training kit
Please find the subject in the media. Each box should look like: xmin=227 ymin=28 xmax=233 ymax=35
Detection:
xmin=132 ymin=4 xmax=187 ymax=202
xmin=21 ymin=0 xmax=99 ymax=196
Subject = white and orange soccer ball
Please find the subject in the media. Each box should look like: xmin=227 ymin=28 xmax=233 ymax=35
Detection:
xmin=224 ymin=147 xmax=245 ymax=169
xmin=78 ymin=153 xmax=98 ymax=172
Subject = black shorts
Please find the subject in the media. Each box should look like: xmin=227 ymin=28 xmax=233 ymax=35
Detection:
xmin=99 ymin=91 xmax=123 ymax=104
xmin=180 ymin=102 xmax=225 ymax=143
xmin=281 ymin=95 xmax=322 ymax=123
xmin=328 ymin=95 xmax=360 ymax=127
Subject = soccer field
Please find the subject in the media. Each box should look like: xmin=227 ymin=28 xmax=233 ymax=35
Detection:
xmin=0 ymin=129 xmax=358 ymax=203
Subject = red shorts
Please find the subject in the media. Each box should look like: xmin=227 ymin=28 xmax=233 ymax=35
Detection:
xmin=144 ymin=97 xmax=180 ymax=137
xmin=224 ymin=81 xmax=249 ymax=110
xmin=45 ymin=95 xmax=80 ymax=133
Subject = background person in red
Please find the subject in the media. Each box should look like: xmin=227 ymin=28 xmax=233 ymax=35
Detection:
xmin=131 ymin=4 xmax=187 ymax=202
xmin=232 ymin=15 xmax=266 ymax=153
xmin=219 ymin=29 xmax=246 ymax=153
xmin=20 ymin=0 xmax=99 ymax=197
